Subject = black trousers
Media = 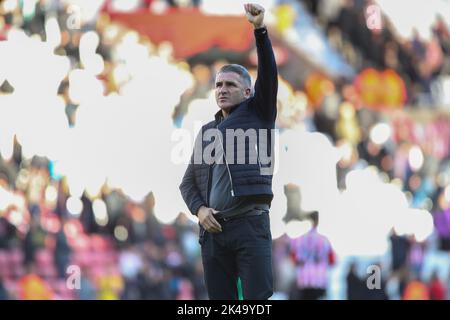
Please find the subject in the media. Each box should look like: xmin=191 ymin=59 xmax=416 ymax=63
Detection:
xmin=298 ymin=288 xmax=326 ymax=300
xmin=199 ymin=212 xmax=273 ymax=300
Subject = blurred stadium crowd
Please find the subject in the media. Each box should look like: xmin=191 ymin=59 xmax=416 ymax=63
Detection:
xmin=0 ymin=0 xmax=450 ymax=300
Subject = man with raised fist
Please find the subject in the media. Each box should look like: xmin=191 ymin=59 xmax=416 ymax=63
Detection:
xmin=180 ymin=3 xmax=278 ymax=300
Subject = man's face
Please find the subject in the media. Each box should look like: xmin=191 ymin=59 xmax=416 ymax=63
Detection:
xmin=215 ymin=72 xmax=251 ymax=111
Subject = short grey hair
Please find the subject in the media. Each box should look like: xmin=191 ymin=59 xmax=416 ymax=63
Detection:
xmin=217 ymin=64 xmax=252 ymax=89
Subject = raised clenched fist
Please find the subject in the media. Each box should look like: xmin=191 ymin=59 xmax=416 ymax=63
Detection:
xmin=244 ymin=3 xmax=265 ymax=29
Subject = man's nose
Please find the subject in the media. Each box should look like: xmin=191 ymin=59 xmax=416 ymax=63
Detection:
xmin=218 ymin=86 xmax=228 ymax=95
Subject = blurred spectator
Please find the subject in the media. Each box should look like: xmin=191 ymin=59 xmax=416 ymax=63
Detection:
xmin=402 ymin=274 xmax=430 ymax=300
xmin=0 ymin=217 xmax=16 ymax=249
xmin=119 ymin=245 xmax=143 ymax=299
xmin=433 ymin=15 xmax=450 ymax=55
xmin=434 ymin=207 xmax=450 ymax=251
xmin=385 ymin=274 xmax=402 ymax=300
xmin=411 ymin=29 xmax=427 ymax=61
xmin=389 ymin=231 xmax=411 ymax=274
xmin=76 ymin=268 xmax=97 ymax=300
xmin=17 ymin=264 xmax=54 ymax=300
xmin=289 ymin=212 xmax=335 ymax=300
xmin=346 ymin=262 xmax=364 ymax=300
xmin=176 ymin=278 xmax=194 ymax=300
xmin=80 ymin=193 xmax=98 ymax=235
xmin=23 ymin=215 xmax=46 ymax=267
xmin=0 ymin=276 xmax=9 ymax=300
xmin=96 ymin=265 xmax=124 ymax=300
xmin=136 ymin=260 xmax=171 ymax=299
xmin=428 ymin=270 xmax=447 ymax=300
xmin=119 ymin=245 xmax=143 ymax=280
xmin=54 ymin=217 xmax=71 ymax=279
xmin=409 ymin=241 xmax=425 ymax=277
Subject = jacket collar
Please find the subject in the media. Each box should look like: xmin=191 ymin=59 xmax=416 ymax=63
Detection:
xmin=214 ymin=98 xmax=249 ymax=125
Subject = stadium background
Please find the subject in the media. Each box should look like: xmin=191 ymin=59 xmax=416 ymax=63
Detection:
xmin=0 ymin=0 xmax=450 ymax=300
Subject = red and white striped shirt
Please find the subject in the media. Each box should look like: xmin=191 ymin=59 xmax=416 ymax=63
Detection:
xmin=290 ymin=228 xmax=334 ymax=289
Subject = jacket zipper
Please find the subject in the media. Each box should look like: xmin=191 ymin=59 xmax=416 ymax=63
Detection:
xmin=255 ymin=143 xmax=262 ymax=170
xmin=205 ymin=162 xmax=211 ymax=206
xmin=217 ymin=126 xmax=235 ymax=197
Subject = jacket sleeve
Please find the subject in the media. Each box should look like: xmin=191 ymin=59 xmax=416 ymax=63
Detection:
xmin=179 ymin=131 xmax=206 ymax=216
xmin=251 ymin=27 xmax=278 ymax=122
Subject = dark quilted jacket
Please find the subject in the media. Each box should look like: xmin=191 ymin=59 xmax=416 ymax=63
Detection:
xmin=179 ymin=27 xmax=278 ymax=216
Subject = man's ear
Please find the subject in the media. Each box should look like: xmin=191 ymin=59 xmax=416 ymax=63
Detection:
xmin=245 ymin=88 xmax=252 ymax=97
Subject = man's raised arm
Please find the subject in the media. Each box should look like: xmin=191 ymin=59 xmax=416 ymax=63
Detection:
xmin=245 ymin=3 xmax=278 ymax=122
